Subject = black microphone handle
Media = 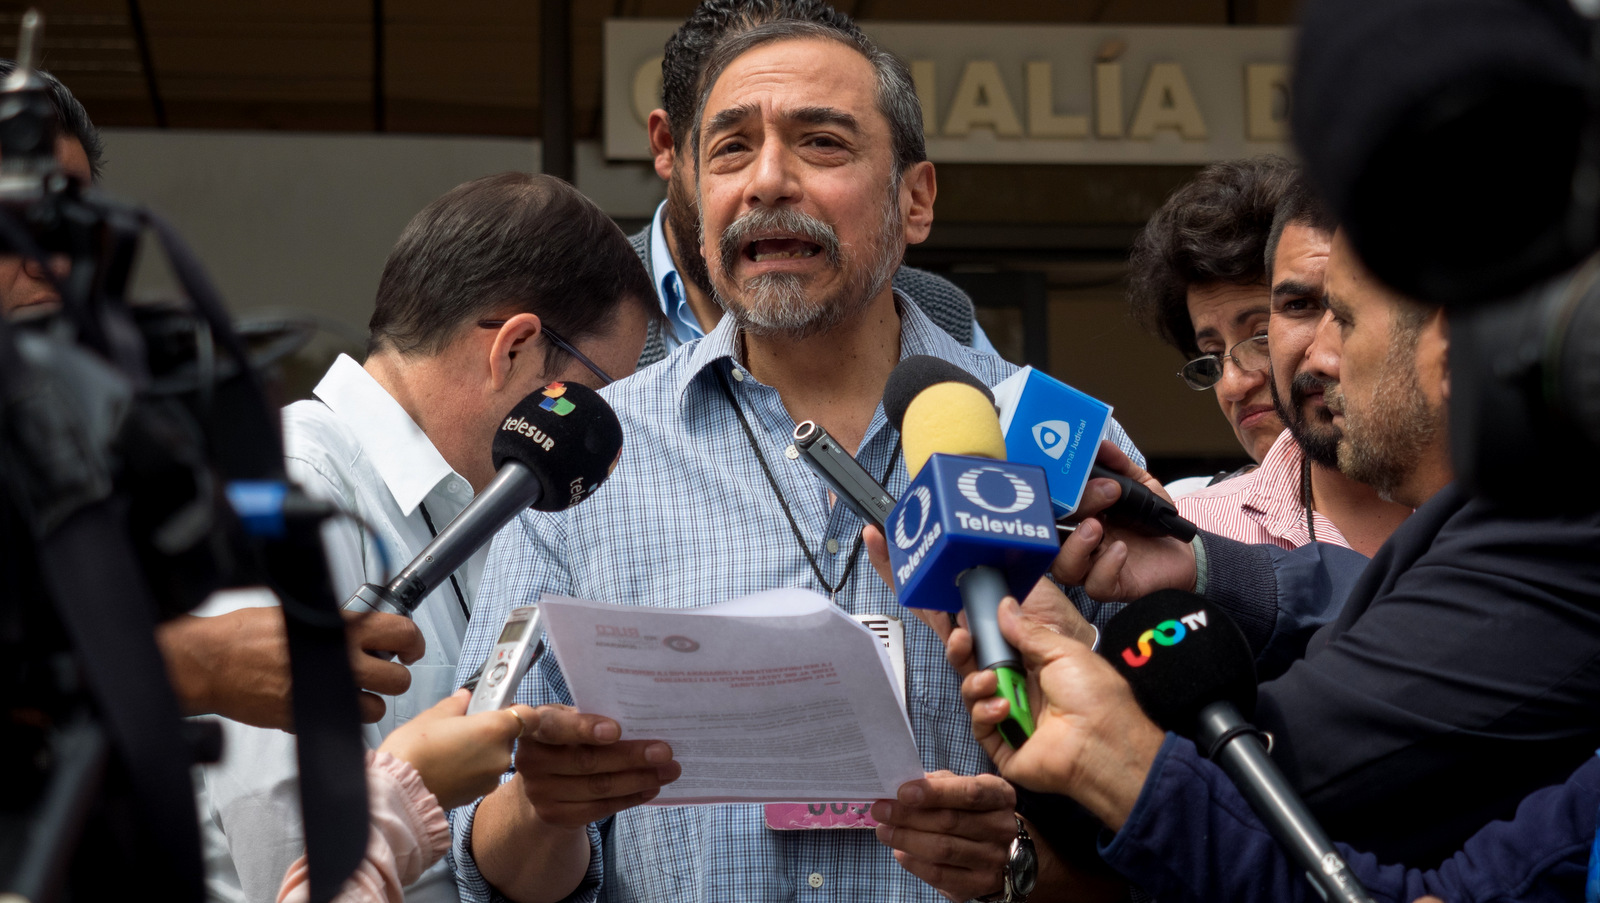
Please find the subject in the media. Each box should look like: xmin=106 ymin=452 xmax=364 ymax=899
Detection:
xmin=1195 ymin=702 xmax=1376 ymax=903
xmin=1090 ymin=465 xmax=1198 ymax=542
xmin=381 ymin=462 xmax=541 ymax=614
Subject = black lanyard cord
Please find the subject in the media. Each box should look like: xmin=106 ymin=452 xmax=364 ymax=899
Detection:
xmin=715 ymin=363 xmax=900 ymax=600
xmin=1300 ymin=456 xmax=1318 ymax=545
xmin=417 ymin=500 xmax=471 ymax=620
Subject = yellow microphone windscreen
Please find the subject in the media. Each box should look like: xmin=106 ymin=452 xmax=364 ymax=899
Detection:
xmin=902 ymin=382 xmax=1006 ymax=478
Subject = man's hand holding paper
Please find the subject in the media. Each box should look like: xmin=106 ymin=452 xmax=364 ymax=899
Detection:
xmin=509 ymin=706 xmax=682 ymax=827
xmin=536 ymin=588 xmax=925 ymax=805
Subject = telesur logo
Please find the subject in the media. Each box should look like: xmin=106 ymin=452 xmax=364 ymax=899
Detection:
xmin=1032 ymin=420 xmax=1073 ymax=460
xmin=956 ymin=466 xmax=1034 ymax=514
xmin=893 ymin=486 xmax=933 ymax=550
xmin=539 ymin=382 xmax=575 ymax=416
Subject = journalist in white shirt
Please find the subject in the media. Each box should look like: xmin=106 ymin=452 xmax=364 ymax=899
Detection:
xmin=192 ymin=172 xmax=657 ymax=903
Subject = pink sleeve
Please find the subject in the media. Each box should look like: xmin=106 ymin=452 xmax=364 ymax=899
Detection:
xmin=277 ymin=751 xmax=452 ymax=903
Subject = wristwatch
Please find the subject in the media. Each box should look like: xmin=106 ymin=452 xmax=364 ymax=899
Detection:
xmin=975 ymin=815 xmax=1037 ymax=903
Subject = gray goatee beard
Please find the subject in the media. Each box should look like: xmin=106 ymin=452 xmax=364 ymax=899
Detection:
xmin=705 ymin=188 xmax=903 ymax=341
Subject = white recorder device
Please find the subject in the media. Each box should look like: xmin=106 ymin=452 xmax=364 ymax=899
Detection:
xmin=465 ymin=605 xmax=544 ymax=714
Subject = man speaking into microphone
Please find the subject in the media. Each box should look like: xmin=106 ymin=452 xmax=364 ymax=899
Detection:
xmin=196 ymin=173 xmax=658 ymax=903
xmin=451 ymin=15 xmax=1143 ymax=903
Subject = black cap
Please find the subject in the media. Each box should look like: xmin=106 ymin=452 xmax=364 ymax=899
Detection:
xmin=883 ymin=355 xmax=994 ymax=431
xmin=492 ymin=382 xmax=623 ymax=512
xmin=1098 ymin=590 xmax=1257 ymax=739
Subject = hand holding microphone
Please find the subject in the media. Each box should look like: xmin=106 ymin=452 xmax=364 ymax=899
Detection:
xmin=1051 ymin=441 xmax=1202 ymax=603
xmin=968 ymin=591 xmax=1376 ymax=903
xmin=1099 ymin=592 xmax=1377 ymax=903
xmin=882 ymin=357 xmax=1060 ymax=748
xmin=959 ymin=596 xmax=1165 ymax=828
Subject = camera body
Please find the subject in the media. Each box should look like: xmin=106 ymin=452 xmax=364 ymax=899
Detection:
xmin=1293 ymin=0 xmax=1600 ymax=512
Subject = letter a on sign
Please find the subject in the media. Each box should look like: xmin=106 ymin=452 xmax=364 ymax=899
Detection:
xmin=944 ymin=61 xmax=1024 ymax=138
xmin=1129 ymin=62 xmax=1207 ymax=139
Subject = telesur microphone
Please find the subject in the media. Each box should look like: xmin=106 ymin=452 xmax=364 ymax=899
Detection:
xmin=882 ymin=357 xmax=1058 ymax=747
xmin=344 ymin=382 xmax=623 ymax=617
xmin=1101 ymin=591 xmax=1376 ymax=903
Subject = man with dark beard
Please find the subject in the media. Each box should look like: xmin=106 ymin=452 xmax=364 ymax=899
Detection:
xmin=626 ymin=0 xmax=994 ymax=368
xmin=1177 ymin=176 xmax=1411 ymax=556
xmin=1042 ymin=227 xmax=1600 ymax=866
xmin=450 ymin=19 xmax=1143 ymax=903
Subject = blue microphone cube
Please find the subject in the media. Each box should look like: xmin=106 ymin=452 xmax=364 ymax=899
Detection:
xmin=886 ymin=454 xmax=1060 ymax=613
xmin=993 ymin=366 xmax=1114 ymax=518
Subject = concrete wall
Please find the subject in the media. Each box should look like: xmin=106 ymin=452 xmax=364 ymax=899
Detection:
xmin=100 ymin=129 xmax=663 ymax=332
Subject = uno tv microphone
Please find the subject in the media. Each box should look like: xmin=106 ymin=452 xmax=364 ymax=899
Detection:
xmin=792 ymin=419 xmax=895 ymax=533
xmin=882 ymin=357 xmax=1059 ymax=748
xmin=1101 ymin=591 xmax=1376 ymax=903
xmin=344 ymin=382 xmax=623 ymax=617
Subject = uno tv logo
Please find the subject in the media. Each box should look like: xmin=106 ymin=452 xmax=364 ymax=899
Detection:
xmin=1121 ymin=609 xmax=1208 ymax=667
xmin=893 ymin=486 xmax=934 ymax=550
xmin=956 ymin=466 xmax=1034 ymax=514
xmin=1032 ymin=420 xmax=1073 ymax=460
xmin=539 ymin=382 xmax=575 ymax=416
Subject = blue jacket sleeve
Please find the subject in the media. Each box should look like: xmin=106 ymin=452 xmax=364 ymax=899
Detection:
xmin=1197 ymin=534 xmax=1370 ymax=679
xmin=1099 ymin=735 xmax=1596 ymax=903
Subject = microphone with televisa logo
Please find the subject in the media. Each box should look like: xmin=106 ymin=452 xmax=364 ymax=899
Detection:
xmin=894 ymin=358 xmax=1195 ymax=541
xmin=881 ymin=356 xmax=1060 ymax=748
xmin=1100 ymin=591 xmax=1376 ymax=903
xmin=343 ymin=381 xmax=623 ymax=617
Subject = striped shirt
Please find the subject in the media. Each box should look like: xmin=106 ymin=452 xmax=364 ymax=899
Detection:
xmin=1176 ymin=430 xmax=1350 ymax=551
xmin=449 ymin=298 xmax=1143 ymax=903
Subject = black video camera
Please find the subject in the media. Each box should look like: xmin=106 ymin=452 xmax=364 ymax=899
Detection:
xmin=1292 ymin=0 xmax=1600 ymax=512
xmin=0 ymin=12 xmax=368 ymax=903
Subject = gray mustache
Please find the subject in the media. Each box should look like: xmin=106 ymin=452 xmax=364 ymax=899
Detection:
xmin=718 ymin=206 xmax=842 ymax=277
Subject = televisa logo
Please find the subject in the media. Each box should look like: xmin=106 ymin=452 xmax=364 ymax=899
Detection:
xmin=892 ymin=487 xmax=942 ymax=584
xmin=893 ymin=486 xmax=934 ymax=550
xmin=956 ymin=465 xmax=1035 ymax=514
xmin=1121 ymin=609 xmax=1208 ymax=667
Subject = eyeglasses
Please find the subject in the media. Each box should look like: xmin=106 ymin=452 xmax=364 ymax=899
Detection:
xmin=478 ymin=319 xmax=614 ymax=387
xmin=1178 ymin=334 xmax=1270 ymax=390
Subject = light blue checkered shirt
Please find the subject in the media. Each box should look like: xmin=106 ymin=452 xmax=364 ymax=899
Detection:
xmin=450 ymin=298 xmax=1142 ymax=903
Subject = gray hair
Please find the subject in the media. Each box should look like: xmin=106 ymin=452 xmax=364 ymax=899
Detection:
xmin=689 ymin=19 xmax=926 ymax=177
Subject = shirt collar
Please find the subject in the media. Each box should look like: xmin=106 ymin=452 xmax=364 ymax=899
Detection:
xmin=1241 ymin=429 xmax=1315 ymax=541
xmin=672 ymin=287 xmax=956 ymax=412
xmin=312 ymin=354 xmax=460 ymax=516
xmin=650 ymin=200 xmax=701 ymax=347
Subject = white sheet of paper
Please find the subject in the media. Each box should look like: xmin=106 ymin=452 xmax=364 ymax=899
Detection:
xmin=538 ymin=588 xmax=925 ymax=805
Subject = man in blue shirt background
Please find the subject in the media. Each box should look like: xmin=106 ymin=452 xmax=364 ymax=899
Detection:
xmin=625 ymin=0 xmax=997 ymax=369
